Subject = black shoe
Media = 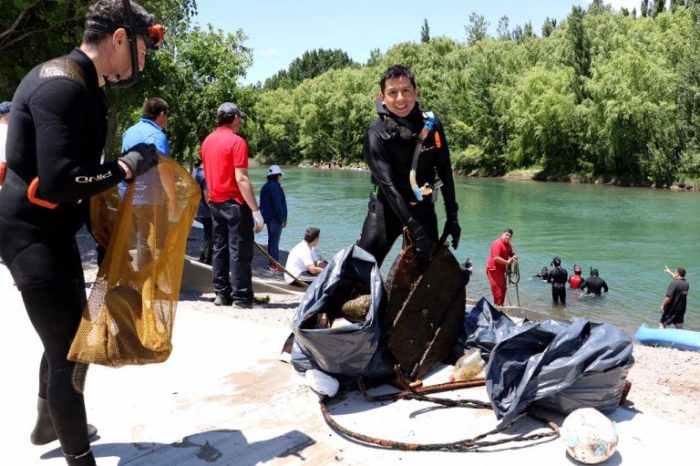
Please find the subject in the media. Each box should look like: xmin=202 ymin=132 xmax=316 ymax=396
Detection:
xmin=232 ymin=300 xmax=253 ymax=309
xmin=214 ymin=294 xmax=232 ymax=306
xmin=30 ymin=397 xmax=98 ymax=445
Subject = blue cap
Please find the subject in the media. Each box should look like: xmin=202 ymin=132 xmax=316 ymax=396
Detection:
xmin=0 ymin=101 xmax=10 ymax=115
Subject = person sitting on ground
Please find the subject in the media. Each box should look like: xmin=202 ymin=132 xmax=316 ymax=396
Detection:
xmin=284 ymin=227 xmax=327 ymax=286
xmin=547 ymin=256 xmax=568 ymax=305
xmin=580 ymin=268 xmax=609 ymax=296
xmin=569 ymin=264 xmax=584 ymax=289
xmin=660 ymin=265 xmax=689 ymax=329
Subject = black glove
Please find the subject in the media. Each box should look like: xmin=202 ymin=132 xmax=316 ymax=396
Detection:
xmin=408 ymin=220 xmax=433 ymax=267
xmin=441 ymin=218 xmax=461 ymax=249
xmin=119 ymin=143 xmax=159 ymax=180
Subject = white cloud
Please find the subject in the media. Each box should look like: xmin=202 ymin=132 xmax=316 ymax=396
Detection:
xmin=260 ymin=48 xmax=279 ymax=57
xmin=598 ymin=0 xmax=640 ymax=11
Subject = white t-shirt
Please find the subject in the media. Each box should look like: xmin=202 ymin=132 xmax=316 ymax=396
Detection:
xmin=0 ymin=123 xmax=7 ymax=164
xmin=284 ymin=240 xmax=318 ymax=284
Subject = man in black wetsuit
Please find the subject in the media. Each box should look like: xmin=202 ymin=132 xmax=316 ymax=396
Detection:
xmin=0 ymin=2 xmax=162 ymax=464
xmin=547 ymin=257 xmax=568 ymax=305
xmin=660 ymin=265 xmax=689 ymax=329
xmin=580 ymin=268 xmax=609 ymax=296
xmin=357 ymin=64 xmax=460 ymax=267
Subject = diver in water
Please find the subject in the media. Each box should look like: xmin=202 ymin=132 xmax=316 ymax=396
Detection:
xmin=535 ymin=266 xmax=550 ymax=281
xmin=569 ymin=264 xmax=584 ymax=289
xmin=580 ymin=268 xmax=609 ymax=296
xmin=0 ymin=1 xmax=162 ymax=464
xmin=547 ymin=257 xmax=568 ymax=305
xmin=356 ymin=64 xmax=460 ymax=268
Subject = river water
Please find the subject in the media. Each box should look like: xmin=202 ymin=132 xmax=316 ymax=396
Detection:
xmin=250 ymin=166 xmax=700 ymax=333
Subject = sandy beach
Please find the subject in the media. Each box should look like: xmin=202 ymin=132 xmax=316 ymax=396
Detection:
xmin=162 ymin=226 xmax=700 ymax=429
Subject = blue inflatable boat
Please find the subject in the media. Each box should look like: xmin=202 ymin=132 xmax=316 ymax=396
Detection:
xmin=635 ymin=324 xmax=700 ymax=352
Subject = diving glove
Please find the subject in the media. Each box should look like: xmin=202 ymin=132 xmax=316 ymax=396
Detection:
xmin=442 ymin=218 xmax=461 ymax=249
xmin=119 ymin=143 xmax=159 ymax=180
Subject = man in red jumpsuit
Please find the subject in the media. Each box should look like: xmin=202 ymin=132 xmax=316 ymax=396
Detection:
xmin=486 ymin=228 xmax=518 ymax=305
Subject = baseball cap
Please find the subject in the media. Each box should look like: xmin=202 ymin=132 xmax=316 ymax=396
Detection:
xmin=217 ymin=102 xmax=247 ymax=118
xmin=268 ymin=165 xmax=283 ymax=176
xmin=0 ymin=101 xmax=11 ymax=115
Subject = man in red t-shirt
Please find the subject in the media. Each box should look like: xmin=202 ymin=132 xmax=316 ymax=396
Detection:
xmin=486 ymin=228 xmax=518 ymax=306
xmin=201 ymin=102 xmax=264 ymax=308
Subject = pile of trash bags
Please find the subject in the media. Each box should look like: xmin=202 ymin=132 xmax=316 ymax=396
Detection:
xmin=289 ymin=246 xmax=634 ymax=423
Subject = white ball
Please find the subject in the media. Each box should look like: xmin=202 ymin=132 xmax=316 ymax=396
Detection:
xmin=560 ymin=407 xmax=618 ymax=464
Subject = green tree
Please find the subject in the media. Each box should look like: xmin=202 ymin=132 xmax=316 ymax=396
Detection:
xmin=264 ymin=48 xmax=356 ymax=90
xmin=466 ymin=12 xmax=488 ymax=45
xmin=565 ymin=6 xmax=591 ymax=103
xmin=653 ymin=0 xmax=668 ymax=16
xmin=497 ymin=16 xmax=510 ymax=40
xmin=367 ymin=48 xmax=383 ymax=66
xmin=508 ymin=67 xmax=580 ymax=173
xmin=421 ymin=18 xmax=430 ymax=43
xmin=542 ymin=17 xmax=558 ymax=37
xmin=642 ymin=0 xmax=650 ymax=17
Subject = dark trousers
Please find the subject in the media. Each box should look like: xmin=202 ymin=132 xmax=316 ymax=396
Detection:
xmin=5 ymin=238 xmax=90 ymax=456
xmin=552 ymin=283 xmax=566 ymax=305
xmin=357 ymin=192 xmax=438 ymax=267
xmin=197 ymin=215 xmax=213 ymax=265
xmin=210 ymin=199 xmax=254 ymax=303
xmin=266 ymin=221 xmax=283 ymax=263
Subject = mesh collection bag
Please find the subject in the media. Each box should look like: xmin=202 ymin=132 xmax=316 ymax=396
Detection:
xmin=68 ymin=157 xmax=199 ymax=366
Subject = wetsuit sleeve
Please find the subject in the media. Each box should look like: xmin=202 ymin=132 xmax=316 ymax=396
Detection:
xmin=435 ymin=120 xmax=458 ymax=219
xmin=363 ymin=128 xmax=420 ymax=232
xmin=32 ymin=79 xmax=125 ymax=203
xmin=602 ymin=280 xmax=608 ymax=292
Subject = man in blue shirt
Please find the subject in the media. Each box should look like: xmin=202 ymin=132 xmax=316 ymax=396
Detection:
xmin=121 ymin=97 xmax=174 ymax=270
xmin=259 ymin=164 xmax=287 ymax=271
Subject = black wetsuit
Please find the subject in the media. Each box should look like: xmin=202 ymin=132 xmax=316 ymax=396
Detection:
xmin=580 ymin=276 xmax=609 ymax=296
xmin=0 ymin=49 xmax=127 ymax=457
xmin=661 ymin=277 xmax=689 ymax=325
xmin=548 ymin=266 xmax=568 ymax=305
xmin=357 ymin=101 xmax=458 ymax=266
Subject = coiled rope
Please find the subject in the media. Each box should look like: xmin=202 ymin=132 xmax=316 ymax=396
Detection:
xmin=319 ymin=367 xmax=559 ymax=452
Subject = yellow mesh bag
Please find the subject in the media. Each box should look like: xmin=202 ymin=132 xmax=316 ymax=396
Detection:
xmin=68 ymin=157 xmax=199 ymax=366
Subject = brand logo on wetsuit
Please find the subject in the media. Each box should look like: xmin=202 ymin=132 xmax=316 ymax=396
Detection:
xmin=75 ymin=172 xmax=113 ymax=183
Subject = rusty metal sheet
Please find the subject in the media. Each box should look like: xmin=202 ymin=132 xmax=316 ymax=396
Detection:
xmin=384 ymin=246 xmax=466 ymax=380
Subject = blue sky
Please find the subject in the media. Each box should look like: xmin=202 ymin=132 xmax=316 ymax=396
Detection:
xmin=194 ymin=1 xmax=640 ymax=84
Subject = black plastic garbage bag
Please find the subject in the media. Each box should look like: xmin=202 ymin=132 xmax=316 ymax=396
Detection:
xmin=291 ymin=244 xmax=394 ymax=379
xmin=486 ymin=317 xmax=634 ymax=426
xmin=453 ymin=297 xmax=520 ymax=361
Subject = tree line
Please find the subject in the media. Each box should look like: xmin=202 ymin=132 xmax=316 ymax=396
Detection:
xmin=3 ymin=1 xmax=700 ymax=186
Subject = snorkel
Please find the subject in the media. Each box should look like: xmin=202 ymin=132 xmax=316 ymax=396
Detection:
xmin=409 ymin=114 xmax=436 ymax=201
xmin=101 ymin=0 xmax=164 ymax=88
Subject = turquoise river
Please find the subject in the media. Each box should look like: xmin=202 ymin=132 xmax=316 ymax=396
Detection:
xmin=248 ymin=166 xmax=700 ymax=334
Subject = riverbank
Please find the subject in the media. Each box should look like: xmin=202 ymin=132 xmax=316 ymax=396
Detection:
xmin=174 ymin=228 xmax=700 ymax=429
xmin=2 ymin=228 xmax=700 ymax=465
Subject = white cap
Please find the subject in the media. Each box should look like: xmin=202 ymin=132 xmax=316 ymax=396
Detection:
xmin=268 ymin=165 xmax=283 ymax=176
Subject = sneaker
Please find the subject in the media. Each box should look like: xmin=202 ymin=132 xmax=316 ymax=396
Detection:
xmin=214 ymin=294 xmax=232 ymax=306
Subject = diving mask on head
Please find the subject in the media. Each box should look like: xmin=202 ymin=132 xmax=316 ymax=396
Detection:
xmin=382 ymin=116 xmax=415 ymax=140
xmin=89 ymin=0 xmax=164 ymax=88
